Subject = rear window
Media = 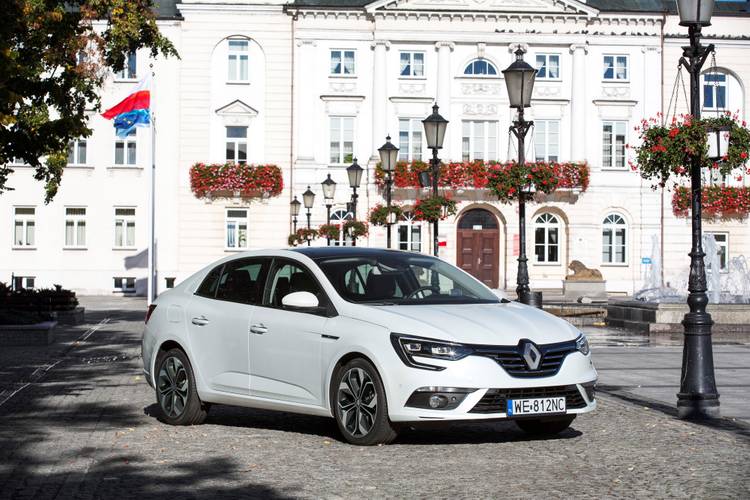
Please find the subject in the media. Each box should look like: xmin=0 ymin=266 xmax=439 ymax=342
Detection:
xmin=195 ymin=265 xmax=223 ymax=298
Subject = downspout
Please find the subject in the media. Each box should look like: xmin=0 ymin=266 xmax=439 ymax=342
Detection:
xmin=289 ymin=9 xmax=297 ymax=233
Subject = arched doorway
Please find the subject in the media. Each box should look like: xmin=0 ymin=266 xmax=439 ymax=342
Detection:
xmin=457 ymin=208 xmax=500 ymax=289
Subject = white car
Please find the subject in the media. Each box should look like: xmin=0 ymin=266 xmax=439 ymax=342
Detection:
xmin=142 ymin=247 xmax=596 ymax=445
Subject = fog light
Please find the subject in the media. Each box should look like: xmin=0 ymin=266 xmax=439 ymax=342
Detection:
xmin=428 ymin=394 xmax=448 ymax=408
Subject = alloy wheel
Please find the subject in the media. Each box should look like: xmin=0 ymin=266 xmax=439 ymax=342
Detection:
xmin=157 ymin=356 xmax=189 ymax=418
xmin=337 ymin=367 xmax=378 ymax=437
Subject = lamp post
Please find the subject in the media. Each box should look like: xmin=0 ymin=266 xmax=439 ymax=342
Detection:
xmin=321 ymin=174 xmax=337 ymax=246
xmin=302 ymin=185 xmax=315 ymax=247
xmin=503 ymin=47 xmax=537 ymax=305
xmin=422 ymin=104 xmax=449 ymax=257
xmin=347 ymin=159 xmax=363 ymax=246
xmin=378 ymin=136 xmax=399 ymax=249
xmin=290 ymin=196 xmax=301 ymax=233
xmin=676 ymin=0 xmax=720 ymax=419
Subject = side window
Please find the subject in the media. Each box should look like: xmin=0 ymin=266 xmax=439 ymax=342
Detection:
xmin=215 ymin=258 xmax=267 ymax=304
xmin=266 ymin=261 xmax=324 ymax=309
xmin=195 ymin=265 xmax=223 ymax=298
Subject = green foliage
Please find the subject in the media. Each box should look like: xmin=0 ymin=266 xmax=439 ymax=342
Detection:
xmin=0 ymin=0 xmax=178 ymax=201
xmin=317 ymin=223 xmax=341 ymax=240
xmin=413 ymin=196 xmax=457 ymax=223
xmin=343 ymin=220 xmax=368 ymax=238
xmin=368 ymin=203 xmax=404 ymax=226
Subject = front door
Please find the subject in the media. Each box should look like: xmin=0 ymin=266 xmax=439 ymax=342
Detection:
xmin=457 ymin=209 xmax=500 ymax=288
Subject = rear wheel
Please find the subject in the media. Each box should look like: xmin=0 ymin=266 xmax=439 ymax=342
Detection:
xmin=155 ymin=348 xmax=208 ymax=425
xmin=515 ymin=415 xmax=576 ymax=435
xmin=333 ymin=358 xmax=398 ymax=446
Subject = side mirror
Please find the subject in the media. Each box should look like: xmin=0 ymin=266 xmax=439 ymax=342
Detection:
xmin=281 ymin=291 xmax=319 ymax=311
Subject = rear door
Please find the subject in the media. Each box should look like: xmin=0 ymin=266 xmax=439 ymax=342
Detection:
xmin=185 ymin=258 xmax=268 ymax=396
xmin=249 ymin=258 xmax=330 ymax=405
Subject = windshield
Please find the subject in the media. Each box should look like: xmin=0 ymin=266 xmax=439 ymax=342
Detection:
xmin=315 ymin=253 xmax=500 ymax=305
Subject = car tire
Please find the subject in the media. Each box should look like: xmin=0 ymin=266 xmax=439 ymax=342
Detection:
xmin=155 ymin=348 xmax=208 ymax=426
xmin=515 ymin=415 xmax=576 ymax=435
xmin=332 ymin=358 xmax=398 ymax=446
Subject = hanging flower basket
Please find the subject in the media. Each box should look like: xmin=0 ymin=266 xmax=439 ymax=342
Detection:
xmin=486 ymin=161 xmax=563 ymax=204
xmin=672 ymin=186 xmax=750 ymax=219
xmin=288 ymin=228 xmax=318 ymax=246
xmin=318 ymin=224 xmax=341 ymax=240
xmin=343 ymin=220 xmax=368 ymax=238
xmin=368 ymin=204 xmax=404 ymax=226
xmin=190 ymin=163 xmax=284 ymax=199
xmin=630 ymin=113 xmax=750 ymax=187
xmin=413 ymin=196 xmax=457 ymax=223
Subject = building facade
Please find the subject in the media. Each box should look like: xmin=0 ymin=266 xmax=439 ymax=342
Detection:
xmin=2 ymin=0 xmax=749 ymax=295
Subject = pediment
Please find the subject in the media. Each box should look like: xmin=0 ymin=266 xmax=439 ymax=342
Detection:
xmin=215 ymin=99 xmax=258 ymax=117
xmin=366 ymin=0 xmax=598 ymax=16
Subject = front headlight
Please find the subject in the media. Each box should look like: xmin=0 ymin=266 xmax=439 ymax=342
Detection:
xmin=390 ymin=333 xmax=474 ymax=371
xmin=575 ymin=333 xmax=590 ymax=356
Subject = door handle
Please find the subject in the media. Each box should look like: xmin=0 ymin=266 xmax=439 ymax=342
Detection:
xmin=250 ymin=323 xmax=268 ymax=335
xmin=191 ymin=316 xmax=209 ymax=326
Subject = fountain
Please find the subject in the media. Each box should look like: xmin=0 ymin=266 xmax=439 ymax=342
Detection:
xmin=607 ymin=234 xmax=750 ymax=334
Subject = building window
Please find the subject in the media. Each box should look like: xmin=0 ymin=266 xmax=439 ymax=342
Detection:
xmin=602 ymin=121 xmax=627 ymax=169
xmin=67 ymin=139 xmax=87 ymax=165
xmin=13 ymin=276 xmax=35 ymax=290
xmin=113 ymin=277 xmax=136 ymax=292
xmin=330 ymin=50 xmax=355 ymax=75
xmin=14 ymin=207 xmax=35 ymax=247
xmin=534 ymin=213 xmax=560 ymax=263
xmin=114 ymin=208 xmax=136 ymax=248
xmin=462 ymin=121 xmax=497 ymax=161
xmin=64 ymin=207 xmax=86 ymax=248
xmin=706 ymin=232 xmax=728 ymax=272
xmin=400 ymin=51 xmax=424 ymax=77
xmin=115 ymin=129 xmax=137 ymax=165
xmin=534 ymin=120 xmax=560 ymax=162
xmin=463 ymin=59 xmax=497 ymax=76
xmin=603 ymin=55 xmax=628 ymax=81
xmin=703 ymin=73 xmax=726 ymax=110
xmin=602 ymin=213 xmax=627 ymax=264
xmin=535 ymin=54 xmax=560 ymax=80
xmin=397 ymin=212 xmax=422 ymax=252
xmin=330 ymin=116 xmax=354 ymax=164
xmin=225 ymin=126 xmax=248 ymax=164
xmin=228 ymin=39 xmax=249 ymax=82
xmin=115 ymin=52 xmax=137 ymax=80
xmin=398 ymin=118 xmax=423 ymax=161
xmin=330 ymin=209 xmax=352 ymax=246
xmin=226 ymin=209 xmax=248 ymax=249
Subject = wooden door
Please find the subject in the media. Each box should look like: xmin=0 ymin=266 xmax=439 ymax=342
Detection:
xmin=456 ymin=209 xmax=500 ymax=289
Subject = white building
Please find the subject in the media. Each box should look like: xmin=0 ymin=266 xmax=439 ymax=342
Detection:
xmin=2 ymin=0 xmax=749 ymax=296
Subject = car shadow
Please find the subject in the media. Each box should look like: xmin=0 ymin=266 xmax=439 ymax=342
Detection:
xmin=144 ymin=403 xmax=582 ymax=445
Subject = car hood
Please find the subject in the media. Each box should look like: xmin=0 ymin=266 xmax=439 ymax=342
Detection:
xmin=352 ymin=302 xmax=579 ymax=346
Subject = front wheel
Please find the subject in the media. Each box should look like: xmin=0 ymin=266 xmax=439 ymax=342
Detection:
xmin=155 ymin=348 xmax=208 ymax=425
xmin=332 ymin=358 xmax=398 ymax=446
xmin=515 ymin=415 xmax=576 ymax=435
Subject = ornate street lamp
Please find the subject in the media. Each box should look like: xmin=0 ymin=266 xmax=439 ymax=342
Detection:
xmin=675 ymin=0 xmax=720 ymax=420
xmin=302 ymin=185 xmax=315 ymax=247
xmin=503 ymin=47 xmax=537 ymax=306
xmin=422 ymin=103 xmax=449 ymax=257
xmin=346 ymin=158 xmax=363 ymax=246
xmin=321 ymin=174 xmax=337 ymax=246
xmin=378 ymin=136 xmax=399 ymax=248
xmin=290 ymin=196 xmax=301 ymax=233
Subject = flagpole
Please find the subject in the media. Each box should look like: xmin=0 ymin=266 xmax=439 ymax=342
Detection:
xmin=148 ymin=64 xmax=156 ymax=305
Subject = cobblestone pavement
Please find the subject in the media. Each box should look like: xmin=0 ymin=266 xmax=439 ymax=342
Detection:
xmin=0 ymin=298 xmax=748 ymax=499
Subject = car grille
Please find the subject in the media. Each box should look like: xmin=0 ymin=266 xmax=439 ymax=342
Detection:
xmin=473 ymin=339 xmax=578 ymax=378
xmin=469 ymin=385 xmax=587 ymax=414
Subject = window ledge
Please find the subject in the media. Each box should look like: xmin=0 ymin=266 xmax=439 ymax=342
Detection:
xmin=63 ymin=247 xmax=88 ymax=251
xmin=12 ymin=246 xmax=37 ymax=251
xmin=398 ymin=76 xmax=427 ymax=81
xmin=329 ymin=74 xmax=357 ymax=79
xmin=226 ymin=81 xmax=250 ymax=86
xmin=66 ymin=164 xmax=95 ymax=170
xmin=113 ymin=247 xmax=138 ymax=251
xmin=601 ymin=263 xmax=629 ymax=267
xmin=224 ymin=248 xmax=248 ymax=252
xmin=600 ymin=167 xmax=629 ymax=172
xmin=602 ymin=79 xmax=630 ymax=84
xmin=537 ymin=78 xmax=562 ymax=83
xmin=107 ymin=166 xmax=143 ymax=171
xmin=533 ymin=262 xmax=562 ymax=266
xmin=455 ymin=75 xmax=502 ymax=81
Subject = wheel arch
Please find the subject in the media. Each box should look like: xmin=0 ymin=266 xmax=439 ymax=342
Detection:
xmin=326 ymin=350 xmax=384 ymax=417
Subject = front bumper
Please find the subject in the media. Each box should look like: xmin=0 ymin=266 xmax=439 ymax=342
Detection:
xmin=385 ymin=351 xmax=597 ymax=422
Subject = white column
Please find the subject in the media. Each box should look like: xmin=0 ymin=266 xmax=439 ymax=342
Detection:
xmin=371 ymin=40 xmax=390 ymax=159
xmin=297 ymin=40 xmax=317 ymax=162
xmin=569 ymin=43 xmax=588 ymax=162
xmin=435 ymin=41 xmax=454 ymax=113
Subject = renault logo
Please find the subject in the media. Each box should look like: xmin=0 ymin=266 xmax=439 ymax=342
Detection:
xmin=520 ymin=340 xmax=542 ymax=370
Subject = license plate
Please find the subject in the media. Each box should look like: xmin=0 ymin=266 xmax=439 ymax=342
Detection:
xmin=506 ymin=397 xmax=566 ymax=416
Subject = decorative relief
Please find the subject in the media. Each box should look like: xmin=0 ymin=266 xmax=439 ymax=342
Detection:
xmin=461 ymin=82 xmax=501 ymax=95
xmin=463 ymin=103 xmax=498 ymax=116
xmin=329 ymin=81 xmax=357 ymax=93
xmin=601 ymin=86 xmax=631 ymax=99
xmin=398 ymin=82 xmax=426 ymax=95
xmin=534 ymin=86 xmax=561 ymax=98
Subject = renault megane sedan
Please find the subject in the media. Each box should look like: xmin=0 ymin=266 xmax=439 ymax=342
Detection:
xmin=142 ymin=247 xmax=596 ymax=445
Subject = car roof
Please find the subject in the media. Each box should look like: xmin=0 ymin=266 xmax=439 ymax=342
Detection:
xmin=292 ymin=246 xmax=426 ymax=260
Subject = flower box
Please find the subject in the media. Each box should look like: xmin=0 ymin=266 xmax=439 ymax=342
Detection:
xmin=190 ymin=163 xmax=283 ymax=199
xmin=672 ymin=186 xmax=750 ymax=219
